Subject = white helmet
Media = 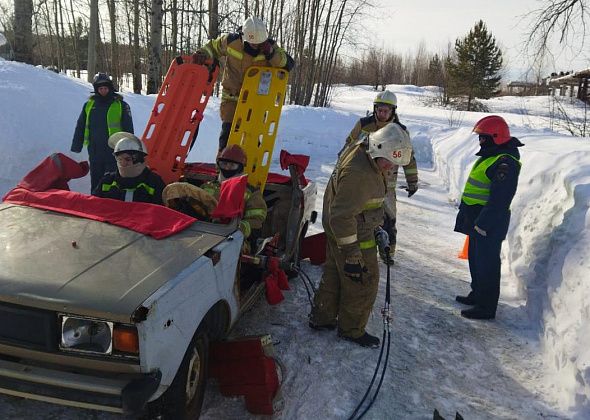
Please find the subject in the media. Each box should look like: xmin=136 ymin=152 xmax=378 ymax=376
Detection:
xmin=367 ymin=123 xmax=412 ymax=166
xmin=108 ymin=132 xmax=147 ymax=155
xmin=242 ymin=17 xmax=268 ymax=44
xmin=374 ymin=90 xmax=397 ymax=107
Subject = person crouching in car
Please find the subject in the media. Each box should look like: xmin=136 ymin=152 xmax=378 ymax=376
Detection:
xmin=92 ymin=132 xmax=165 ymax=205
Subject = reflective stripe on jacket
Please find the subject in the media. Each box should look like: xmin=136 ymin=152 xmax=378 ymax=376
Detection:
xmin=324 ymin=144 xmax=386 ymax=257
xmin=83 ymin=99 xmax=123 ymax=146
xmin=199 ymin=33 xmax=291 ymax=100
xmin=461 ymin=154 xmax=521 ymax=206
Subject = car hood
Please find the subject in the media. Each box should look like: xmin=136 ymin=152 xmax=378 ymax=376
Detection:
xmin=0 ymin=204 xmax=228 ymax=322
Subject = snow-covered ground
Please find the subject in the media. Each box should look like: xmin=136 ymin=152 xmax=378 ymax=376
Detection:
xmin=1 ymin=58 xmax=589 ymax=419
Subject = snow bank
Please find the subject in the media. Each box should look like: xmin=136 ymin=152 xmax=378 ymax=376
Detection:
xmin=432 ymin=123 xmax=590 ymax=414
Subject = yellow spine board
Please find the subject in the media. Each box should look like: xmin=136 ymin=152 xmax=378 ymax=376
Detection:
xmin=227 ymin=66 xmax=289 ymax=192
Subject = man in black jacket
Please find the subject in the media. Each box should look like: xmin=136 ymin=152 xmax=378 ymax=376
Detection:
xmin=93 ymin=132 xmax=165 ymax=205
xmin=71 ymin=73 xmax=134 ymax=191
xmin=454 ymin=115 xmax=523 ymax=320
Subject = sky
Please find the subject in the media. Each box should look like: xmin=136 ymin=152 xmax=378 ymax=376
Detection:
xmin=1 ymin=59 xmax=590 ymax=418
xmin=368 ymin=0 xmax=590 ymax=81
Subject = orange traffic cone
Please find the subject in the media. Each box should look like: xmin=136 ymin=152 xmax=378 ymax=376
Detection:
xmin=457 ymin=236 xmax=469 ymax=259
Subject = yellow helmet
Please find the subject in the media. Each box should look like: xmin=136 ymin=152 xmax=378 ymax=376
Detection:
xmin=374 ymin=90 xmax=397 ymax=107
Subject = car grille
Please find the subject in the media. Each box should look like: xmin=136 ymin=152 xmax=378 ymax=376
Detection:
xmin=0 ymin=302 xmax=57 ymax=351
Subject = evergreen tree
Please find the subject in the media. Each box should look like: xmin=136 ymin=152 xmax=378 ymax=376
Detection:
xmin=447 ymin=20 xmax=503 ymax=110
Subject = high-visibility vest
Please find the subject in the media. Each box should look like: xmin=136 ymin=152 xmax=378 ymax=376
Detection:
xmin=461 ymin=154 xmax=521 ymax=206
xmin=83 ymin=99 xmax=123 ymax=146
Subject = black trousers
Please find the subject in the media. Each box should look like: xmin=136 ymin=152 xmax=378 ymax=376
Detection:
xmin=89 ymin=158 xmax=117 ymax=193
xmin=468 ymin=232 xmax=503 ymax=315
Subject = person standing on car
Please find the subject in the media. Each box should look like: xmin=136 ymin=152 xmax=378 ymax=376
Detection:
xmin=454 ymin=115 xmax=523 ymax=320
xmin=93 ymin=132 xmax=165 ymax=205
xmin=309 ymin=123 xmax=413 ymax=348
xmin=339 ymin=90 xmax=418 ymax=265
xmin=71 ymin=73 xmax=134 ymax=192
xmin=191 ymin=17 xmax=294 ymax=152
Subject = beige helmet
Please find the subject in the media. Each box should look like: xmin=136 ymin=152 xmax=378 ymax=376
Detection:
xmin=242 ymin=17 xmax=268 ymax=44
xmin=108 ymin=132 xmax=147 ymax=155
xmin=367 ymin=123 xmax=412 ymax=165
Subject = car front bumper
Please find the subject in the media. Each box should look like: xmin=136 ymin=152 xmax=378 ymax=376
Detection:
xmin=0 ymin=358 xmax=160 ymax=414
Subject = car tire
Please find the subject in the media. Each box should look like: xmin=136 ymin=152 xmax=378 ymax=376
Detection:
xmin=148 ymin=326 xmax=209 ymax=419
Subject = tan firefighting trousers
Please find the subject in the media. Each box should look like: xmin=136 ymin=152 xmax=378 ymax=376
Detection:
xmin=310 ymin=234 xmax=380 ymax=338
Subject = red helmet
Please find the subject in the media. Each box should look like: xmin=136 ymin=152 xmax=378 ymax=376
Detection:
xmin=217 ymin=144 xmax=247 ymax=166
xmin=473 ymin=115 xmax=511 ymax=145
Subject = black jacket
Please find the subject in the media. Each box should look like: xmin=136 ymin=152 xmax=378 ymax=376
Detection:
xmin=71 ymin=93 xmax=134 ymax=164
xmin=454 ymin=137 xmax=523 ymax=240
xmin=92 ymin=167 xmax=165 ymax=205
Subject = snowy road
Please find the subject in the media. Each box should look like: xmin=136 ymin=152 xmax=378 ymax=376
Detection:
xmin=207 ymin=167 xmax=566 ymax=420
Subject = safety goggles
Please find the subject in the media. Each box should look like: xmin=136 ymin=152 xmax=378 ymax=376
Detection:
xmin=217 ymin=160 xmax=241 ymax=171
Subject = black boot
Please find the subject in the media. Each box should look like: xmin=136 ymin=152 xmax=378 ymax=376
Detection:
xmin=308 ymin=321 xmax=336 ymax=331
xmin=340 ymin=332 xmax=380 ymax=348
xmin=455 ymin=293 xmax=475 ymax=305
xmin=461 ymin=306 xmax=495 ymax=320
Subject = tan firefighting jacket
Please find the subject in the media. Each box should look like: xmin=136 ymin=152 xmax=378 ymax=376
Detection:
xmin=198 ymin=33 xmax=290 ymax=102
xmin=323 ymin=144 xmax=387 ymax=258
xmin=342 ymin=115 xmax=418 ymax=188
xmin=202 ymin=180 xmax=267 ymax=239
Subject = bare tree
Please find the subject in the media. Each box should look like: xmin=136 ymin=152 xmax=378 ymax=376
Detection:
xmin=107 ymin=0 xmax=119 ymax=82
xmin=88 ymin=0 xmax=98 ymax=81
xmin=209 ymin=0 xmax=218 ymax=38
xmin=147 ymin=0 xmax=163 ymax=93
xmin=526 ymin=0 xmax=589 ymax=62
xmin=13 ymin=0 xmax=33 ymax=63
xmin=132 ymin=0 xmax=142 ymax=93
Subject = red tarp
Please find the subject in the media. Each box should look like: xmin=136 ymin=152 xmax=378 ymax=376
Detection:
xmin=18 ymin=153 xmax=89 ymax=191
xmin=3 ymin=188 xmax=195 ymax=239
xmin=3 ymin=154 xmax=195 ymax=239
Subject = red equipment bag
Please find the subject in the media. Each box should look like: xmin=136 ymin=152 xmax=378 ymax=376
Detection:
xmin=300 ymin=232 xmax=327 ymax=265
xmin=143 ymin=56 xmax=219 ymax=184
xmin=209 ymin=335 xmax=284 ymax=415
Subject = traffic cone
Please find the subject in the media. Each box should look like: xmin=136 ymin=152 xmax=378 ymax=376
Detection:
xmin=457 ymin=236 xmax=469 ymax=259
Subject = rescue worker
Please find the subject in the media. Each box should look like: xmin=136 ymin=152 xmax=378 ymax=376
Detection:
xmin=92 ymin=132 xmax=165 ymax=205
xmin=201 ymin=144 xmax=267 ymax=250
xmin=339 ymin=90 xmax=418 ymax=265
xmin=192 ymin=17 xmax=294 ymax=152
xmin=71 ymin=73 xmax=134 ymax=192
xmin=454 ymin=115 xmax=523 ymax=320
xmin=309 ymin=123 xmax=413 ymax=348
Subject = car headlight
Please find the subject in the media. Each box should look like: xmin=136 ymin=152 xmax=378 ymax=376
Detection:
xmin=60 ymin=315 xmax=113 ymax=355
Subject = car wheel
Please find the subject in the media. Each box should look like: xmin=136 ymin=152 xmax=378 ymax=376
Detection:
xmin=148 ymin=327 xmax=209 ymax=419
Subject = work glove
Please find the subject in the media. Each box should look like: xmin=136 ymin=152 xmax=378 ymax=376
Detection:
xmin=191 ymin=51 xmax=208 ymax=65
xmin=374 ymin=227 xmax=390 ymax=254
xmin=406 ymin=182 xmax=418 ymax=197
xmin=260 ymin=40 xmax=274 ymax=59
xmin=343 ymin=254 xmax=367 ymax=283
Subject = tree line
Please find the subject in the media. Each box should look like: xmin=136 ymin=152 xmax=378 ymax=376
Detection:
xmin=2 ymin=0 xmax=504 ymax=110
